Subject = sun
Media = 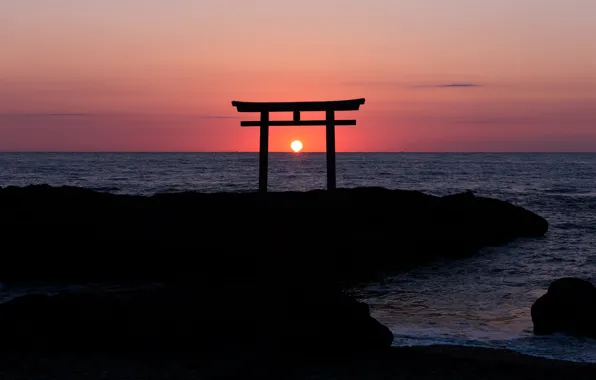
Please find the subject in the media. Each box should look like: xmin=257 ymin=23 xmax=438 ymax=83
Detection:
xmin=290 ymin=140 xmax=303 ymax=153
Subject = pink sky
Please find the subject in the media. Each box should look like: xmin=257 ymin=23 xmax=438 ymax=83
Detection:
xmin=1 ymin=0 xmax=595 ymax=152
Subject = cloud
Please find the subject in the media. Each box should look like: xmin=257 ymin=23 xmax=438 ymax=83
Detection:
xmin=341 ymin=81 xmax=404 ymax=87
xmin=438 ymin=83 xmax=481 ymax=88
xmin=0 ymin=113 xmax=90 ymax=118
xmin=412 ymin=83 xmax=482 ymax=89
xmin=342 ymin=81 xmax=483 ymax=89
xmin=198 ymin=116 xmax=239 ymax=119
xmin=456 ymin=117 xmax=524 ymax=125
xmin=0 ymin=113 xmax=242 ymax=120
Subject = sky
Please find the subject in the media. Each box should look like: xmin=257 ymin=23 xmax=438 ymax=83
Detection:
xmin=1 ymin=0 xmax=595 ymax=152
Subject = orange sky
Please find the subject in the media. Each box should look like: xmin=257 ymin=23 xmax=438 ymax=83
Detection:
xmin=1 ymin=0 xmax=595 ymax=152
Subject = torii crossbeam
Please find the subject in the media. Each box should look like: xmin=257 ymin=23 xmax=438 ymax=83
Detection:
xmin=231 ymin=98 xmax=365 ymax=193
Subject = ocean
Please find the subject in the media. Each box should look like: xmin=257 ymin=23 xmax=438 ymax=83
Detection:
xmin=0 ymin=152 xmax=595 ymax=362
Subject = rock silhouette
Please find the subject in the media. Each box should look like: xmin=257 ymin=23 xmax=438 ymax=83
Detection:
xmin=531 ymin=277 xmax=596 ymax=338
xmin=0 ymin=185 xmax=548 ymax=285
xmin=0 ymin=283 xmax=393 ymax=352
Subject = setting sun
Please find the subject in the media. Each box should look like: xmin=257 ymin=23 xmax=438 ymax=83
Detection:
xmin=290 ymin=140 xmax=303 ymax=153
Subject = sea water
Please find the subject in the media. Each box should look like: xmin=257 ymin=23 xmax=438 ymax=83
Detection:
xmin=1 ymin=152 xmax=595 ymax=362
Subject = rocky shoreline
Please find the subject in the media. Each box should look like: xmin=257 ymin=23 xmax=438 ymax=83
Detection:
xmin=0 ymin=185 xmax=564 ymax=379
xmin=2 ymin=346 xmax=595 ymax=379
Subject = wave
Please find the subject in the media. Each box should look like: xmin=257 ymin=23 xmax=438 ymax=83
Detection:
xmin=89 ymin=186 xmax=121 ymax=192
xmin=543 ymin=188 xmax=596 ymax=197
xmin=543 ymin=187 xmax=582 ymax=194
xmin=554 ymin=222 xmax=596 ymax=231
xmin=391 ymin=330 xmax=596 ymax=363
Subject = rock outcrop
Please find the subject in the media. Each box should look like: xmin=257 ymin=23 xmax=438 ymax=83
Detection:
xmin=531 ymin=277 xmax=596 ymax=338
xmin=0 ymin=284 xmax=393 ymax=352
xmin=0 ymin=185 xmax=548 ymax=285
xmin=0 ymin=185 xmax=552 ymax=353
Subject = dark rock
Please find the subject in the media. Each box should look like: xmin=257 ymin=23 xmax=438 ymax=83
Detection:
xmin=0 ymin=185 xmax=548 ymax=285
xmin=0 ymin=284 xmax=393 ymax=352
xmin=531 ymin=277 xmax=596 ymax=338
xmin=278 ymin=287 xmax=394 ymax=351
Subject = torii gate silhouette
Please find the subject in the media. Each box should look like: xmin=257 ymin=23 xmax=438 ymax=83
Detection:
xmin=231 ymin=98 xmax=365 ymax=193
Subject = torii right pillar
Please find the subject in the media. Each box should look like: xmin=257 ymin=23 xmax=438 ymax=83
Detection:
xmin=325 ymin=109 xmax=337 ymax=190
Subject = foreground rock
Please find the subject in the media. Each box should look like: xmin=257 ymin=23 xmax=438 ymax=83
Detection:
xmin=0 ymin=284 xmax=393 ymax=352
xmin=0 ymin=185 xmax=548 ymax=285
xmin=1 ymin=346 xmax=595 ymax=380
xmin=531 ymin=277 xmax=596 ymax=338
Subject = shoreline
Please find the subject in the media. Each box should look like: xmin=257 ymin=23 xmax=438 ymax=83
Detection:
xmin=2 ymin=346 xmax=595 ymax=379
xmin=0 ymin=185 xmax=575 ymax=379
xmin=2 ymin=280 xmax=594 ymax=365
xmin=392 ymin=341 xmax=596 ymax=365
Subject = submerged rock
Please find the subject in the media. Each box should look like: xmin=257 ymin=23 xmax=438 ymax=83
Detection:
xmin=531 ymin=277 xmax=596 ymax=338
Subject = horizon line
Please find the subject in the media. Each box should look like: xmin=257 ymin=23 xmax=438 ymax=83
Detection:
xmin=1 ymin=151 xmax=596 ymax=154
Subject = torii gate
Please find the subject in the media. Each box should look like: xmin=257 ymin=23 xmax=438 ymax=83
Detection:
xmin=231 ymin=98 xmax=365 ymax=193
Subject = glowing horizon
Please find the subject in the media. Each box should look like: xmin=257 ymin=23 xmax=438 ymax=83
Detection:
xmin=1 ymin=0 xmax=596 ymax=152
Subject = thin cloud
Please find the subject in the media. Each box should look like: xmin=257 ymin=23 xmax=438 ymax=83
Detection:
xmin=342 ymin=81 xmax=483 ymax=89
xmin=456 ymin=117 xmax=525 ymax=125
xmin=0 ymin=113 xmax=90 ymax=118
xmin=0 ymin=113 xmax=243 ymax=120
xmin=438 ymin=83 xmax=481 ymax=88
xmin=342 ymin=81 xmax=404 ymax=87
xmin=412 ymin=83 xmax=482 ymax=89
xmin=198 ymin=115 xmax=239 ymax=119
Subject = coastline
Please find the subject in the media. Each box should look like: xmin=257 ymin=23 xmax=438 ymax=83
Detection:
xmin=2 ymin=346 xmax=595 ymax=379
xmin=2 ymin=185 xmax=585 ymax=378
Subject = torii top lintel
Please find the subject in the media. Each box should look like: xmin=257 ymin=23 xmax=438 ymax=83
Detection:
xmin=231 ymin=98 xmax=365 ymax=113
